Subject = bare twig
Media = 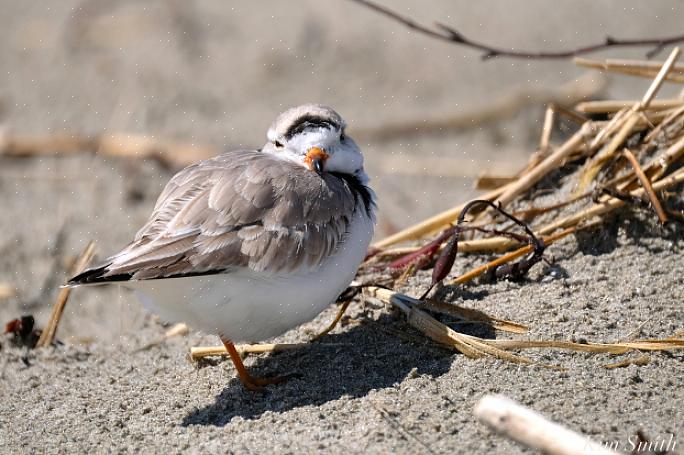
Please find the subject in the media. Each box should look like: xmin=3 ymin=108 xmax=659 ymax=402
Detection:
xmin=348 ymin=0 xmax=684 ymax=60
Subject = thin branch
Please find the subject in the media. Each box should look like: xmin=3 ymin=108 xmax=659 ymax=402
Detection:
xmin=348 ymin=0 xmax=684 ymax=60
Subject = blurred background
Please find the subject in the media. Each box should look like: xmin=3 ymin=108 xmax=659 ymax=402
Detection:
xmin=1 ymin=1 xmax=682 ymax=342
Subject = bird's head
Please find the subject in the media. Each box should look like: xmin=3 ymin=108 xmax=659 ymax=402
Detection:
xmin=263 ymin=104 xmax=367 ymax=183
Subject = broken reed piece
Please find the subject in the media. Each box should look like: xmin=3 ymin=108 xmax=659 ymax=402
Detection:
xmin=475 ymin=395 xmax=620 ymax=455
xmin=190 ymin=342 xmax=308 ymax=361
xmin=574 ymin=57 xmax=684 ymax=83
xmin=364 ymin=286 xmax=538 ymax=365
xmin=0 ymin=131 xmax=219 ymax=170
xmin=538 ymin=105 xmax=555 ymax=154
xmin=36 ymin=241 xmax=95 ymax=348
xmin=622 ymin=148 xmax=668 ymax=224
xmin=575 ymin=98 xmax=684 ymax=113
xmin=603 ymin=354 xmax=650 ymax=370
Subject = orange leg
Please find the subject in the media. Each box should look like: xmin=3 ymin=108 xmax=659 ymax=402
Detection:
xmin=220 ymin=337 xmax=288 ymax=391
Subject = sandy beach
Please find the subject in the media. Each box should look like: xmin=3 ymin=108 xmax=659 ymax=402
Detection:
xmin=2 ymin=2 xmax=684 ymax=453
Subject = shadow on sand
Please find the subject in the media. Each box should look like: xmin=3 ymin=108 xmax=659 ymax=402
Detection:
xmin=181 ymin=311 xmax=483 ymax=426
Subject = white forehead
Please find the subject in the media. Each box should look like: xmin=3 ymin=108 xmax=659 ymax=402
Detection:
xmin=267 ymin=104 xmax=346 ymax=141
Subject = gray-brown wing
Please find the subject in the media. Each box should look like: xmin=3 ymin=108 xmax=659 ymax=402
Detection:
xmin=76 ymin=150 xmax=359 ymax=282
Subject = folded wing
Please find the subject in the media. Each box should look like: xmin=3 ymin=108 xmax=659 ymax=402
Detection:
xmin=69 ymin=150 xmax=360 ymax=284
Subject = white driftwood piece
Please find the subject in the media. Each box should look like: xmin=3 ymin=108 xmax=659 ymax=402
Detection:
xmin=474 ymin=395 xmax=619 ymax=455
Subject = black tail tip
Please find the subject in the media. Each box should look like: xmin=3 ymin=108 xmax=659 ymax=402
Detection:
xmin=67 ymin=264 xmax=132 ymax=285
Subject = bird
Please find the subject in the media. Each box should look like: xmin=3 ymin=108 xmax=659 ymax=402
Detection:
xmin=68 ymin=104 xmax=376 ymax=391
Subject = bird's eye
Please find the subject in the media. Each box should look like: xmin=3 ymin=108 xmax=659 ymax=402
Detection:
xmin=274 ymin=140 xmax=284 ymax=148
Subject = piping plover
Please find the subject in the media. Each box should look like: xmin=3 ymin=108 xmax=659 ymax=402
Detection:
xmin=69 ymin=104 xmax=376 ymax=390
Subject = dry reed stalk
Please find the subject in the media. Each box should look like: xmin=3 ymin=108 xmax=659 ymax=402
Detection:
xmin=576 ymin=99 xmax=684 ymax=113
xmin=642 ymin=133 xmax=684 ymax=180
xmin=495 ymin=123 xmax=594 ymax=207
xmin=622 ymin=148 xmax=668 ymax=223
xmin=447 ymin=227 xmax=576 ymax=286
xmin=515 ymin=104 xmax=559 ymax=175
xmin=538 ymin=168 xmax=684 ymax=236
xmin=588 ymin=108 xmax=629 ymax=151
xmin=577 ymin=48 xmax=682 ymax=190
xmin=488 ymin=338 xmax=684 ymax=354
xmin=364 ymin=287 xmax=684 ymax=367
xmin=421 ymin=300 xmax=528 ymax=334
xmin=370 ymin=185 xmax=509 ymax=250
xmin=190 ymin=342 xmax=308 ymax=361
xmin=36 ymin=241 xmax=95 ymax=348
xmin=575 ymin=57 xmax=684 ymax=74
xmin=602 ymin=355 xmax=650 ymax=369
xmin=575 ymin=57 xmax=684 ymax=83
xmin=611 ymin=131 xmax=684 ymax=193
xmin=475 ymin=395 xmax=620 ymax=455
xmin=607 ymin=58 xmax=684 ymax=73
xmin=375 ymin=165 xmax=684 ymax=261
xmin=0 ymin=132 xmax=218 ymax=169
xmin=539 ymin=105 xmax=555 ymax=154
xmin=641 ymin=48 xmax=682 ymax=106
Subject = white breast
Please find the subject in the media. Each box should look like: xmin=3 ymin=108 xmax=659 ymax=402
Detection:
xmin=129 ymin=207 xmax=375 ymax=342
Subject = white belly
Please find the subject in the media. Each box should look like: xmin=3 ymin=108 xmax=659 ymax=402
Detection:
xmin=129 ymin=210 xmax=374 ymax=342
